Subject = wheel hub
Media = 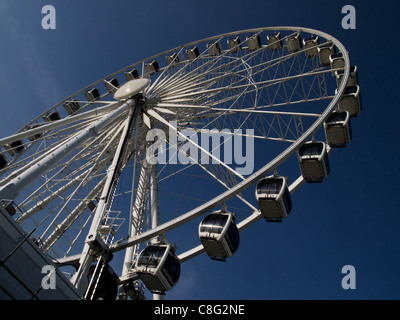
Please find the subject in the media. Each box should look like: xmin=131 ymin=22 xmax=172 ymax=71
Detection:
xmin=114 ymin=78 xmax=150 ymax=101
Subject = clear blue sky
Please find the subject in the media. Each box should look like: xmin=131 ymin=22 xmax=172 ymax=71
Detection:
xmin=0 ymin=0 xmax=399 ymax=300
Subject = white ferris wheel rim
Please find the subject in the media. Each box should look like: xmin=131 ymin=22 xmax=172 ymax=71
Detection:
xmin=0 ymin=26 xmax=351 ymax=289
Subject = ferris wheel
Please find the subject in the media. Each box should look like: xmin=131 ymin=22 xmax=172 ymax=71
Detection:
xmin=0 ymin=27 xmax=361 ymax=300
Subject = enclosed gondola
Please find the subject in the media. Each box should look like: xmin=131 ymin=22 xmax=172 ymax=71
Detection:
xmin=85 ymin=88 xmax=100 ymax=102
xmin=144 ymin=60 xmax=160 ymax=75
xmin=317 ymin=42 xmax=335 ymax=66
xmin=104 ymin=78 xmax=119 ymax=94
xmin=206 ymin=41 xmax=222 ymax=56
xmin=186 ymin=46 xmax=200 ymax=60
xmin=246 ymin=34 xmax=261 ymax=51
xmin=330 ymin=52 xmax=344 ymax=71
xmin=43 ymin=110 xmax=61 ymax=122
xmin=199 ymin=212 xmax=240 ymax=261
xmin=336 ymin=65 xmax=358 ymax=88
xmin=267 ymin=32 xmax=282 ymax=50
xmin=324 ymin=111 xmax=352 ymax=148
xmin=286 ymin=32 xmax=301 ymax=53
xmin=303 ymin=35 xmax=319 ymax=57
xmin=255 ymin=175 xmax=292 ymax=222
xmin=166 ymin=53 xmax=180 ymax=66
xmin=125 ymin=68 xmax=139 ymax=81
xmin=227 ymin=36 xmax=241 ymax=53
xmin=337 ymin=85 xmax=361 ymax=117
xmin=298 ymin=141 xmax=330 ymax=183
xmin=135 ymin=243 xmax=181 ymax=294
xmin=63 ymin=100 xmax=81 ymax=115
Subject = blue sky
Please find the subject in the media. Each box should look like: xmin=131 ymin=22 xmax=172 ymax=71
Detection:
xmin=0 ymin=0 xmax=399 ymax=300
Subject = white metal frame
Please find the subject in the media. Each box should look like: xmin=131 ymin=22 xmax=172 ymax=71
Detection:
xmin=0 ymin=26 xmax=352 ymax=299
